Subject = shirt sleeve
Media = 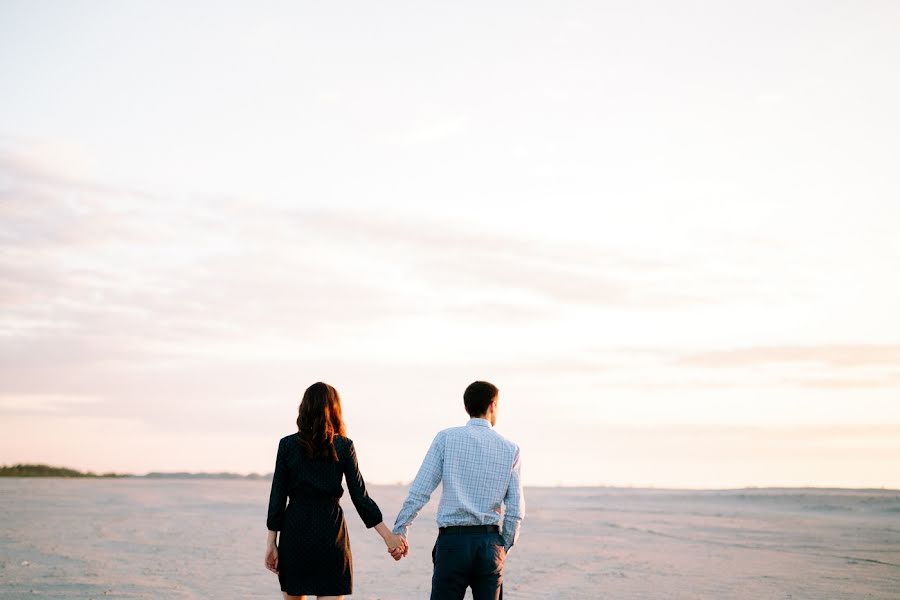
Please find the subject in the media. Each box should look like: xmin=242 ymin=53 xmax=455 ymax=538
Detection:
xmin=266 ymin=438 xmax=289 ymax=531
xmin=392 ymin=431 xmax=445 ymax=537
xmin=501 ymin=445 xmax=524 ymax=551
xmin=341 ymin=438 xmax=383 ymax=528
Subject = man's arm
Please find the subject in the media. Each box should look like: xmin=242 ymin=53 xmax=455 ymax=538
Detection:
xmin=501 ymin=445 xmax=524 ymax=551
xmin=392 ymin=431 xmax=445 ymax=538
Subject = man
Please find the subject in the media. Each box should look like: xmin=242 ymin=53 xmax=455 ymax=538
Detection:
xmin=391 ymin=380 xmax=524 ymax=600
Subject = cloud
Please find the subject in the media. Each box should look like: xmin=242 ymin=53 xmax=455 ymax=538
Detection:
xmin=9 ymin=142 xmax=898 ymax=442
xmin=0 ymin=393 xmax=103 ymax=415
xmin=679 ymin=344 xmax=900 ymax=369
xmin=790 ymin=372 xmax=900 ymax=390
xmin=2 ymin=145 xmax=709 ymax=362
xmin=4 ymin=147 xmax=685 ymax=432
xmin=676 ymin=344 xmax=900 ymax=390
xmin=292 ymin=209 xmax=706 ymax=309
xmin=382 ymin=114 xmax=470 ymax=145
xmin=0 ymin=150 xmax=418 ymax=350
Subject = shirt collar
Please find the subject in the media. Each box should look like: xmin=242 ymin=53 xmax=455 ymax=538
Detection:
xmin=467 ymin=418 xmax=492 ymax=428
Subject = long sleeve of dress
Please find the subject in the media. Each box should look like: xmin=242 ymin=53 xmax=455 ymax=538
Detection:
xmin=266 ymin=438 xmax=289 ymax=531
xmin=341 ymin=438 xmax=383 ymax=528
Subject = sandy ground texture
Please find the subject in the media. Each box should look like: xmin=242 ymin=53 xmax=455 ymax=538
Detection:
xmin=1 ymin=480 xmax=899 ymax=599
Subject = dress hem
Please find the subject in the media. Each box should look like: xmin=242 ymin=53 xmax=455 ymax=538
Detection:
xmin=281 ymin=587 xmax=353 ymax=596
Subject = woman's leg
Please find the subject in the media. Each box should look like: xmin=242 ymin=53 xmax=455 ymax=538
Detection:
xmin=317 ymin=596 xmax=344 ymax=600
xmin=282 ymin=594 xmax=305 ymax=600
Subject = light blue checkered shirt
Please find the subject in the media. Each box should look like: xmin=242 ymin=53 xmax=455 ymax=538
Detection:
xmin=393 ymin=418 xmax=524 ymax=551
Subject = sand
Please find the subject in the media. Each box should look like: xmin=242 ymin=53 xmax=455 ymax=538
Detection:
xmin=1 ymin=480 xmax=898 ymax=599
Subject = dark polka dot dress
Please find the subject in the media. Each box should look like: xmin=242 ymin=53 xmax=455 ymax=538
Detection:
xmin=267 ymin=433 xmax=383 ymax=596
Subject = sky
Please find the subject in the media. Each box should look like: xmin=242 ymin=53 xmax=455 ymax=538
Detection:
xmin=1 ymin=1 xmax=899 ymax=488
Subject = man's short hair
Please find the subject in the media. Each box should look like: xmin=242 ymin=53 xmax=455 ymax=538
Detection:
xmin=464 ymin=381 xmax=499 ymax=417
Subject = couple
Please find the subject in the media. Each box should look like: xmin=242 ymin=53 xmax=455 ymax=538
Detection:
xmin=265 ymin=380 xmax=524 ymax=600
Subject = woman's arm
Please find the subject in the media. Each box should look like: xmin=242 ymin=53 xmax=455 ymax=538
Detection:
xmin=341 ymin=439 xmax=409 ymax=558
xmin=265 ymin=438 xmax=288 ymax=573
xmin=341 ymin=438 xmax=384 ymax=528
xmin=266 ymin=438 xmax=289 ymax=531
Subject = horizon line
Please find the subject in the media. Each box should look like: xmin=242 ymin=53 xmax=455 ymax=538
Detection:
xmin=2 ymin=464 xmax=897 ymax=493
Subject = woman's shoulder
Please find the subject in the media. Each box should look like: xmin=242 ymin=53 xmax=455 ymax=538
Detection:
xmin=332 ymin=434 xmax=355 ymax=456
xmin=278 ymin=432 xmax=300 ymax=446
xmin=332 ymin=434 xmax=353 ymax=447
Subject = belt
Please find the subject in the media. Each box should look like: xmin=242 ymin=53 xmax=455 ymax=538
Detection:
xmin=288 ymin=494 xmax=340 ymax=506
xmin=438 ymin=525 xmax=500 ymax=535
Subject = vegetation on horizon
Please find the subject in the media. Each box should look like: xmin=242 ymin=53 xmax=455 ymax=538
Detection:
xmin=0 ymin=463 xmax=129 ymax=478
xmin=0 ymin=463 xmax=272 ymax=479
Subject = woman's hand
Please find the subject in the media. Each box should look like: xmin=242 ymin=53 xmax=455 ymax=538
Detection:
xmin=264 ymin=542 xmax=279 ymax=574
xmin=385 ymin=533 xmax=409 ymax=561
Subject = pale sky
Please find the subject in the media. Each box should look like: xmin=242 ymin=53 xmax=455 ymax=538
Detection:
xmin=1 ymin=1 xmax=899 ymax=488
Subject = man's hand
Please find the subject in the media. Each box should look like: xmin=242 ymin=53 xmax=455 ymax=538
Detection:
xmin=386 ymin=533 xmax=409 ymax=561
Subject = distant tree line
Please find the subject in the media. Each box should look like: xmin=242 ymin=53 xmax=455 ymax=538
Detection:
xmin=0 ymin=463 xmax=273 ymax=479
xmin=0 ymin=463 xmax=128 ymax=477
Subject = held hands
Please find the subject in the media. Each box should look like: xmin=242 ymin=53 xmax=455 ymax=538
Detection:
xmin=385 ymin=533 xmax=409 ymax=561
xmin=374 ymin=522 xmax=408 ymax=561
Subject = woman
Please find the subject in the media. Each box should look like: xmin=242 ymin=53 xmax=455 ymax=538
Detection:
xmin=265 ymin=382 xmax=406 ymax=599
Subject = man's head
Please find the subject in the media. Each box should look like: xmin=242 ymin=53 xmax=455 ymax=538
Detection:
xmin=464 ymin=380 xmax=499 ymax=426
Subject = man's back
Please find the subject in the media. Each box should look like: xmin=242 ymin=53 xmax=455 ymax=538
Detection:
xmin=437 ymin=421 xmax=519 ymax=530
xmin=393 ymin=417 xmax=524 ymax=551
xmin=391 ymin=382 xmax=524 ymax=600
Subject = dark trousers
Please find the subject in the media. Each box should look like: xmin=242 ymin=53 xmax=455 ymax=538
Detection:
xmin=431 ymin=527 xmax=506 ymax=600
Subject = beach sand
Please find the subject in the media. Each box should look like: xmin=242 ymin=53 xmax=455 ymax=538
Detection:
xmin=1 ymin=480 xmax=898 ymax=599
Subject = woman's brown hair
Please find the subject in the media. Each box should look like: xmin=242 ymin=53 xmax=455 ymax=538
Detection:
xmin=296 ymin=382 xmax=346 ymax=461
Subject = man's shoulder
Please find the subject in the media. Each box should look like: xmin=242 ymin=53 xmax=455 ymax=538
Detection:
xmin=430 ymin=426 xmax=463 ymax=444
xmin=437 ymin=425 xmax=467 ymax=436
xmin=490 ymin=429 xmax=520 ymax=454
xmin=438 ymin=425 xmax=519 ymax=453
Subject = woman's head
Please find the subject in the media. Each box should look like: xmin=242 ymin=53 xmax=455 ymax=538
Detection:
xmin=296 ymin=382 xmax=346 ymax=461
